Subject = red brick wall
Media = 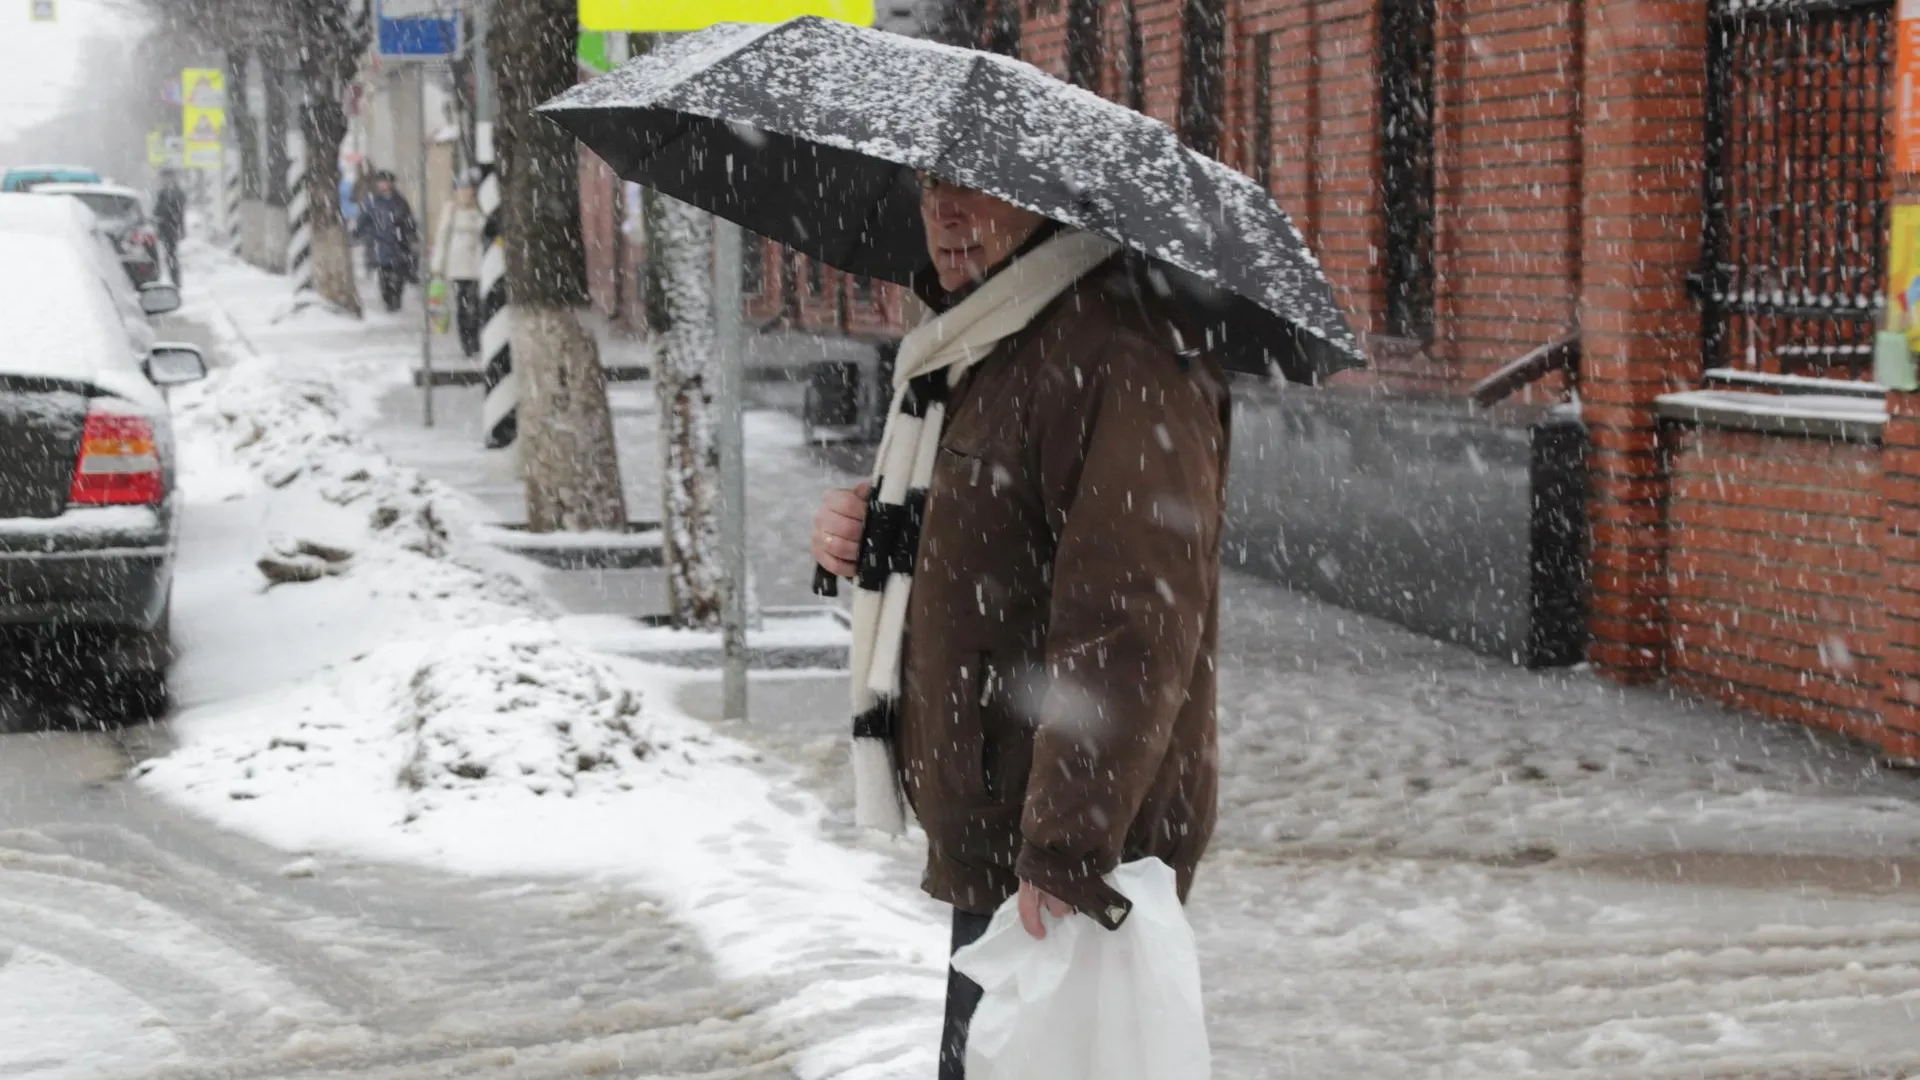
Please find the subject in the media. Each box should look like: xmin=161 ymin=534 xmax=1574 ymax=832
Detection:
xmin=1881 ymin=393 xmax=1920 ymax=754
xmin=1227 ymin=0 xmax=1386 ymax=351
xmin=1667 ymin=429 xmax=1893 ymax=743
xmin=1432 ymin=0 xmax=1582 ymax=388
xmin=1577 ymin=0 xmax=1705 ymax=681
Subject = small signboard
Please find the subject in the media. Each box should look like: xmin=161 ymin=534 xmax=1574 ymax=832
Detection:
xmin=147 ymin=132 xmax=185 ymax=169
xmin=378 ymin=0 xmax=460 ymax=59
xmin=28 ymin=0 xmax=54 ymax=22
xmin=579 ymin=0 xmax=873 ymax=32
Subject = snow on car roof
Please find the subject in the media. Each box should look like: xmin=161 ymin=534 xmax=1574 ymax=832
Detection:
xmin=31 ymin=182 xmax=143 ymax=201
xmin=0 ymin=231 xmax=159 ymax=407
xmin=0 ymin=191 xmax=100 ymax=236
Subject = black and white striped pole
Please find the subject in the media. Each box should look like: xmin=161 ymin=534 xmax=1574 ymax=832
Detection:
xmin=477 ymin=121 xmax=516 ymax=449
xmin=223 ymin=149 xmax=242 ymax=257
xmin=286 ymin=129 xmax=313 ymax=303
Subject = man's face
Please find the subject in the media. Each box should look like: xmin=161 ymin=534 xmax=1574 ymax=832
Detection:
xmin=918 ymin=175 xmax=1045 ymax=292
xmin=377 ymin=179 xmax=393 ymax=196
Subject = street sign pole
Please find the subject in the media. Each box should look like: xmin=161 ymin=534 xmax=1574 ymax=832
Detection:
xmin=420 ymin=66 xmax=436 ymax=427
xmin=714 ymin=212 xmax=749 ymax=722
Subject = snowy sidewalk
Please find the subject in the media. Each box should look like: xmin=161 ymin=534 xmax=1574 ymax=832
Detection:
xmin=151 ymin=244 xmax=1920 ymax=1077
xmin=137 ymin=244 xmax=950 ymax=1079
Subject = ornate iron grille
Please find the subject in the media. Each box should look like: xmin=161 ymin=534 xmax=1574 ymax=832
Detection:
xmin=1380 ymin=0 xmax=1437 ymax=342
xmin=1698 ymin=0 xmax=1892 ymax=378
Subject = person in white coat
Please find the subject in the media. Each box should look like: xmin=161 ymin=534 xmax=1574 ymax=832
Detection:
xmin=430 ymin=184 xmax=486 ymax=359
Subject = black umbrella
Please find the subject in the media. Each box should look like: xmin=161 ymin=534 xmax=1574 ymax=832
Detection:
xmin=539 ymin=17 xmax=1363 ymax=382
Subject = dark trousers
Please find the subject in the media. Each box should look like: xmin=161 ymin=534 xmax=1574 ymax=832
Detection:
xmin=454 ymin=279 xmax=481 ymax=358
xmin=942 ymin=909 xmax=993 ymax=1080
xmin=159 ymin=234 xmax=180 ymax=286
xmin=377 ymin=266 xmax=406 ymax=312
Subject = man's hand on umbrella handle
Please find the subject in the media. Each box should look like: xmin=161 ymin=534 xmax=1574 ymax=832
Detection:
xmin=812 ymin=482 xmax=869 ymax=578
xmin=1018 ymin=880 xmax=1072 ymax=939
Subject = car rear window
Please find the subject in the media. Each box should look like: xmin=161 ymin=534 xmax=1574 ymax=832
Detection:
xmin=68 ymin=193 xmax=142 ymax=223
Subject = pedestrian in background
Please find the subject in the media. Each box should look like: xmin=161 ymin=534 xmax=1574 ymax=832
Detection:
xmin=429 ymin=182 xmax=485 ymax=358
xmin=152 ymin=169 xmax=186 ymax=287
xmin=354 ymin=171 xmax=418 ymax=313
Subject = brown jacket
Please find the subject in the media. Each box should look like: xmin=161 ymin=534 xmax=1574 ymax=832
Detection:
xmin=896 ymin=258 xmax=1228 ymax=930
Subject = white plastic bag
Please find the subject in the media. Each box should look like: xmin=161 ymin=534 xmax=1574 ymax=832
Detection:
xmin=949 ymin=857 xmax=1210 ymax=1080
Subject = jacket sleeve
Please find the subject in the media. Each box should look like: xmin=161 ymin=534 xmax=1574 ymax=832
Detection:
xmin=1014 ymin=329 xmax=1225 ymax=929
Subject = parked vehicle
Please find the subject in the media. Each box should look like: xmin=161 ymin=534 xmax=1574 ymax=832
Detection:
xmin=0 ymin=194 xmax=172 ymax=356
xmin=0 ymin=219 xmax=203 ymax=720
xmin=0 ymin=164 xmax=103 ymax=193
xmin=30 ymin=182 xmax=161 ymax=285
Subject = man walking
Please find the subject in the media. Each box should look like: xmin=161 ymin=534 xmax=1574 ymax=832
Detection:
xmin=354 ymin=171 xmax=418 ymax=312
xmin=152 ymin=170 xmax=186 ymax=287
xmin=811 ymin=174 xmax=1228 ymax=1078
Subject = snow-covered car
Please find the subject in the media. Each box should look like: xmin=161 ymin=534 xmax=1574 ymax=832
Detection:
xmin=30 ymin=182 xmax=160 ymax=285
xmin=0 ymin=193 xmax=173 ymax=356
xmin=0 ymin=225 xmax=206 ymax=719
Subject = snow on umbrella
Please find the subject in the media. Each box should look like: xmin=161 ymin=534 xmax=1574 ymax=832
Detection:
xmin=538 ymin=17 xmax=1363 ymax=383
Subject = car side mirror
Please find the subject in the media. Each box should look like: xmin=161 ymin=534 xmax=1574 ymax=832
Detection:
xmin=145 ymin=344 xmax=207 ymax=387
xmin=139 ymin=282 xmax=180 ymax=316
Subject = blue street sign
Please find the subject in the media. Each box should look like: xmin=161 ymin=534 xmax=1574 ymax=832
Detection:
xmin=378 ymin=0 xmax=459 ymax=58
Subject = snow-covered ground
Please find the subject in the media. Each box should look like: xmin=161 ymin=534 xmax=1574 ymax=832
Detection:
xmin=10 ymin=241 xmax=1920 ymax=1078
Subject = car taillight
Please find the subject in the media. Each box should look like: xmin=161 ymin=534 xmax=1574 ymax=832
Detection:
xmin=68 ymin=405 xmax=163 ymax=506
xmin=129 ymin=227 xmax=155 ymax=246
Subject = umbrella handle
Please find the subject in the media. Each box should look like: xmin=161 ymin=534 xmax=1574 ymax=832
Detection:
xmin=812 ymin=564 xmax=839 ymax=598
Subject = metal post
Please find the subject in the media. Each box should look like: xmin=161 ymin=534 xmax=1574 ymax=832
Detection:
xmin=419 ymin=65 xmax=435 ymax=427
xmin=714 ymin=210 xmax=749 ymax=722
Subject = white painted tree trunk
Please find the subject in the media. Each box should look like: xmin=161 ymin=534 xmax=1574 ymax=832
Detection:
xmin=515 ymin=307 xmax=628 ymax=533
xmin=649 ymin=193 xmax=724 ymax=630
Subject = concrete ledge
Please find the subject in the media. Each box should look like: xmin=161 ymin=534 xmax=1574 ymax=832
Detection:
xmin=478 ymin=522 xmax=662 ymax=569
xmin=557 ymin=607 xmax=852 ymax=670
xmin=1655 ymin=389 xmax=1886 ymax=444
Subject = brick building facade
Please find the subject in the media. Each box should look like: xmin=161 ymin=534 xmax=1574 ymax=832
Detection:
xmin=1001 ymin=0 xmax=1920 ymax=757
xmin=571 ymin=0 xmax=1920 ymax=757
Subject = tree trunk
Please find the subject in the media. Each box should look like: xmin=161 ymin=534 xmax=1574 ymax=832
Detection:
xmin=227 ymin=48 xmax=261 ymax=199
xmin=492 ymin=0 xmax=626 ymax=534
xmin=646 ymin=191 xmax=724 ymax=629
xmin=261 ymin=45 xmax=290 ymax=207
xmin=291 ymin=0 xmax=364 ymax=315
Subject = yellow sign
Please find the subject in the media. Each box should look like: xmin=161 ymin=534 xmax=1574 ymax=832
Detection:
xmin=181 ymin=68 xmax=226 ymax=172
xmin=28 ymin=0 xmax=54 ymax=21
xmin=182 ymin=68 xmax=226 ymax=109
xmin=1887 ymin=205 xmax=1920 ymax=345
xmin=579 ymin=0 xmax=873 ymax=32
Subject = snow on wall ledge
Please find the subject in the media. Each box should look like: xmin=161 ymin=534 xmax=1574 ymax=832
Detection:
xmin=1662 ymin=391 xmax=1914 ymax=757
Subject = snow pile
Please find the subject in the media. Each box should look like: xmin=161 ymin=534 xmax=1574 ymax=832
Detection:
xmin=393 ymin=623 xmax=655 ymax=804
xmin=141 ymin=622 xmax=712 ymax=827
xmin=171 ymin=357 xmax=460 ymax=561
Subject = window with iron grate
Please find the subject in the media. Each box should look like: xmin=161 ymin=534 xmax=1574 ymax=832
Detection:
xmin=1379 ymin=0 xmax=1437 ymax=343
xmin=1697 ymin=0 xmax=1892 ymax=379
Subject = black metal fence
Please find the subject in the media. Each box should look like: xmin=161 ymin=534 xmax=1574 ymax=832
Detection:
xmin=1380 ymin=0 xmax=1438 ymax=343
xmin=1698 ymin=0 xmax=1892 ymax=378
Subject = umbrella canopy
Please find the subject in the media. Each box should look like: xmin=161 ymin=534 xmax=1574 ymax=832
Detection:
xmin=539 ymin=17 xmax=1363 ymax=382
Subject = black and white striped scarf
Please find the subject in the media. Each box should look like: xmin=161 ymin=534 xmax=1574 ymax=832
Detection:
xmin=851 ymin=229 xmax=1121 ymax=834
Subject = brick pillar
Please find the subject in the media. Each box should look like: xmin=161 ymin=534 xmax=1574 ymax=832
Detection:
xmin=1881 ymin=392 xmax=1920 ymax=753
xmin=1576 ymin=0 xmax=1707 ymax=681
